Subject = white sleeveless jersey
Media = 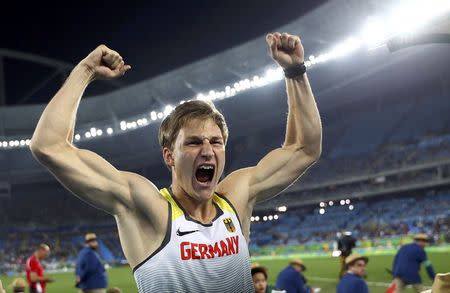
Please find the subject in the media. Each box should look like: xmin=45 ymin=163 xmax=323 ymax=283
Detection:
xmin=133 ymin=188 xmax=253 ymax=293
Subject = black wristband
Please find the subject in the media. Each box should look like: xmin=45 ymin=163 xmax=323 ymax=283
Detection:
xmin=283 ymin=63 xmax=306 ymax=79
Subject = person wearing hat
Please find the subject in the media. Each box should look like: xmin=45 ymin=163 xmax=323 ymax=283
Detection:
xmin=106 ymin=287 xmax=122 ymax=293
xmin=391 ymin=234 xmax=436 ymax=292
xmin=421 ymin=273 xmax=450 ymax=293
xmin=75 ymin=233 xmax=107 ymax=293
xmin=336 ymin=254 xmax=369 ymax=293
xmin=9 ymin=278 xmax=27 ymax=293
xmin=337 ymin=231 xmax=357 ymax=279
xmin=276 ymin=259 xmax=312 ymax=293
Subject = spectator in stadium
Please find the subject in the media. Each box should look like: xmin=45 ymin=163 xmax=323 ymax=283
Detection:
xmin=252 ymin=265 xmax=269 ymax=293
xmin=75 ymin=233 xmax=107 ymax=293
xmin=276 ymin=259 xmax=312 ymax=293
xmin=392 ymin=234 xmax=436 ymax=292
xmin=251 ymin=265 xmax=281 ymax=293
xmin=30 ymin=31 xmax=321 ymax=292
xmin=336 ymin=254 xmax=369 ymax=293
xmin=337 ymin=231 xmax=357 ymax=278
xmin=106 ymin=288 xmax=122 ymax=293
xmin=9 ymin=278 xmax=26 ymax=293
xmin=421 ymin=272 xmax=450 ymax=293
xmin=25 ymin=244 xmax=54 ymax=293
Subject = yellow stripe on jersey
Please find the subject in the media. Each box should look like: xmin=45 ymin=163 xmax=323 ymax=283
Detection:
xmin=159 ymin=188 xmax=236 ymax=220
xmin=213 ymin=194 xmax=235 ymax=214
xmin=159 ymin=188 xmax=184 ymax=220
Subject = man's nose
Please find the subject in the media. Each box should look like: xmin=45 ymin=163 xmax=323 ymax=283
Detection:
xmin=200 ymin=140 xmax=214 ymax=158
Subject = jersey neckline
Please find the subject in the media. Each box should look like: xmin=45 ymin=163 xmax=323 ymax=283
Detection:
xmin=167 ymin=187 xmax=224 ymax=227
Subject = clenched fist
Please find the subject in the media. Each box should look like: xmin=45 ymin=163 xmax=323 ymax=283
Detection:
xmin=77 ymin=45 xmax=131 ymax=80
xmin=266 ymin=32 xmax=304 ymax=69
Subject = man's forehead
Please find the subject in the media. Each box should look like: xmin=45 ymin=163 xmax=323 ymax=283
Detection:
xmin=180 ymin=119 xmax=222 ymax=137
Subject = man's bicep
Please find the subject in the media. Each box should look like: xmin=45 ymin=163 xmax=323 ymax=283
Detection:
xmin=248 ymin=147 xmax=316 ymax=202
xmin=39 ymin=146 xmax=133 ymax=214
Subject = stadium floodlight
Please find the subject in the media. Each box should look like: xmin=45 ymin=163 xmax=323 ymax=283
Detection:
xmin=319 ymin=208 xmax=325 ymax=215
xmin=164 ymin=105 xmax=174 ymax=116
xmin=346 ymin=199 xmax=351 ymax=204
xmin=25 ymin=139 xmax=31 ymax=145
xmin=255 ymin=216 xmax=260 ymax=221
xmin=96 ymin=129 xmax=103 ymax=136
xmin=277 ymin=206 xmax=287 ymax=212
xmin=107 ymin=128 xmax=113 ymax=135
xmin=274 ymin=215 xmax=279 ymax=220
xmin=85 ymin=132 xmax=91 ymax=138
xmin=349 ymin=205 xmax=354 ymax=210
xmin=268 ymin=215 xmax=273 ymax=221
xmin=265 ymin=68 xmax=283 ymax=82
xmin=340 ymin=200 xmax=345 ymax=205
xmin=329 ymin=37 xmax=362 ymax=59
xmin=263 ymin=216 xmax=268 ymax=221
xmin=75 ymin=134 xmax=81 ymax=141
xmin=20 ymin=140 xmax=25 ymax=146
xmin=319 ymin=202 xmax=325 ymax=207
xmin=329 ymin=201 xmax=334 ymax=206
xmin=389 ymin=0 xmax=450 ymax=36
xmin=251 ymin=216 xmax=254 ymax=222
xmin=3 ymin=2 xmax=449 ymax=150
xmin=361 ymin=17 xmax=388 ymax=48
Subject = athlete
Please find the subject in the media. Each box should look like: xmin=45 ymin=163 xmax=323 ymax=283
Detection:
xmin=30 ymin=32 xmax=322 ymax=292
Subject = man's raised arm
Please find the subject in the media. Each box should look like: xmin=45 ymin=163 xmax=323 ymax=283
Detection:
xmin=221 ymin=32 xmax=322 ymax=207
xmin=249 ymin=32 xmax=322 ymax=202
xmin=30 ymin=45 xmax=133 ymax=214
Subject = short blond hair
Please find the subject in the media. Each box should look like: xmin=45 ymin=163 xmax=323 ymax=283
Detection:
xmin=158 ymin=100 xmax=229 ymax=151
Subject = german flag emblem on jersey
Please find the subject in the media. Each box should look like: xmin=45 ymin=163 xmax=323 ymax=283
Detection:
xmin=223 ymin=217 xmax=236 ymax=233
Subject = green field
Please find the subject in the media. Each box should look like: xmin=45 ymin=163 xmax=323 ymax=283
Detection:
xmin=1 ymin=252 xmax=449 ymax=292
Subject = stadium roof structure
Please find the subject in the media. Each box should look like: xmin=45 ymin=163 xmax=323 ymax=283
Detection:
xmin=0 ymin=0 xmax=449 ymax=186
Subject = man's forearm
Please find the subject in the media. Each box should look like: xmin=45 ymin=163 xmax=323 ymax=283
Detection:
xmin=284 ymin=74 xmax=322 ymax=157
xmin=31 ymin=65 xmax=93 ymax=152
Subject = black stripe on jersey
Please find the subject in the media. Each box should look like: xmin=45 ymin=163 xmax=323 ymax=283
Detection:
xmin=132 ymin=201 xmax=172 ymax=273
xmin=214 ymin=192 xmax=243 ymax=232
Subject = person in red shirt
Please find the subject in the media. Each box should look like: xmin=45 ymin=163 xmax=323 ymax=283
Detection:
xmin=25 ymin=244 xmax=54 ymax=293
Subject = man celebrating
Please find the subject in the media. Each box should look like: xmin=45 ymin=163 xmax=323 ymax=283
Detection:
xmin=30 ymin=32 xmax=321 ymax=292
xmin=25 ymin=244 xmax=54 ymax=293
xmin=337 ymin=254 xmax=369 ymax=293
xmin=392 ymin=234 xmax=436 ymax=292
xmin=76 ymin=233 xmax=107 ymax=293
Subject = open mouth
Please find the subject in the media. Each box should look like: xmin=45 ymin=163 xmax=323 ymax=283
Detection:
xmin=195 ymin=164 xmax=215 ymax=183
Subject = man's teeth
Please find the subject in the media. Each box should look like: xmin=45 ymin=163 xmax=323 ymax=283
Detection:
xmin=199 ymin=165 xmax=214 ymax=170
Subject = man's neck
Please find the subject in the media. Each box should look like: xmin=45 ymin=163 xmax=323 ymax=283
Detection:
xmin=170 ymin=185 xmax=217 ymax=224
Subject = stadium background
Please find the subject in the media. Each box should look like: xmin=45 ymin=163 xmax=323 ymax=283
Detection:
xmin=0 ymin=0 xmax=449 ymax=292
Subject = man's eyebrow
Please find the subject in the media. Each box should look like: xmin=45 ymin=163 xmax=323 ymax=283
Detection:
xmin=184 ymin=135 xmax=223 ymax=140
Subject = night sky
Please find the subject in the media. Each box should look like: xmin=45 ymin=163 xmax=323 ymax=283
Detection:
xmin=1 ymin=0 xmax=324 ymax=105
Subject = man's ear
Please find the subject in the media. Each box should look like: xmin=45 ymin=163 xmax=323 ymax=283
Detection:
xmin=163 ymin=147 xmax=175 ymax=168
